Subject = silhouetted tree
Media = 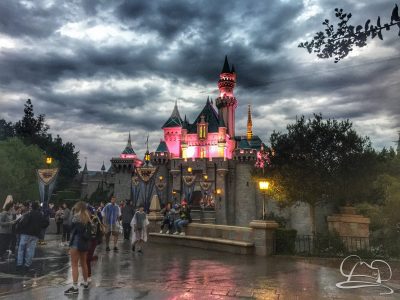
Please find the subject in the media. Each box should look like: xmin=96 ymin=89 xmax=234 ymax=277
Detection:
xmin=299 ymin=4 xmax=400 ymax=62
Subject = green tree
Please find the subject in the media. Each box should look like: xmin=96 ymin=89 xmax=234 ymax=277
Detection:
xmin=267 ymin=114 xmax=374 ymax=234
xmin=0 ymin=138 xmax=47 ymax=205
xmin=14 ymin=99 xmax=80 ymax=190
xmin=0 ymin=119 xmax=15 ymax=140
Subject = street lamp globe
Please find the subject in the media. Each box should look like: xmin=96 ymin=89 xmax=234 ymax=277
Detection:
xmin=259 ymin=180 xmax=269 ymax=191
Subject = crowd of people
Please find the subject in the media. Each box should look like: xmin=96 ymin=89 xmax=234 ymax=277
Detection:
xmin=1 ymin=194 xmax=192 ymax=296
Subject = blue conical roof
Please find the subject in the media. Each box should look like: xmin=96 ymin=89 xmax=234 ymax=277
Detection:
xmin=162 ymin=101 xmax=183 ymax=128
xmin=156 ymin=140 xmax=169 ymax=153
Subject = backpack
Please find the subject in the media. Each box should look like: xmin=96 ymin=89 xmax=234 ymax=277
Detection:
xmin=81 ymin=222 xmax=94 ymax=241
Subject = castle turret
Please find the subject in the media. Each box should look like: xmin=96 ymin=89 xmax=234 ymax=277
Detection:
xmin=162 ymin=101 xmax=183 ymax=158
xmin=216 ymin=56 xmax=238 ymax=138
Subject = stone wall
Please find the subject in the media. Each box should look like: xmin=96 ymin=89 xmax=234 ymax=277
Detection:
xmin=234 ymin=162 xmax=257 ymax=226
xmin=113 ymin=171 xmax=131 ymax=203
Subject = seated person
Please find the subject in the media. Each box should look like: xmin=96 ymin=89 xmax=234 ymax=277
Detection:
xmin=173 ymin=200 xmax=192 ymax=236
xmin=159 ymin=202 xmax=173 ymax=234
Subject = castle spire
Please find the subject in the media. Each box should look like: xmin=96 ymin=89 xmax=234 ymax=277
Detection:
xmin=83 ymin=158 xmax=88 ymax=173
xmin=247 ymin=104 xmax=253 ymax=140
xmin=221 ymin=55 xmax=231 ymax=73
xmin=127 ymin=131 xmax=132 ymax=147
xmin=397 ymin=131 xmax=400 ymax=155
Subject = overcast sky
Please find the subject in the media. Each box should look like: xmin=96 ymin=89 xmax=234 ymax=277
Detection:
xmin=0 ymin=0 xmax=399 ymax=171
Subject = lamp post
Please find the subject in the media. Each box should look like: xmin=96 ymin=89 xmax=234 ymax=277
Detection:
xmin=259 ymin=180 xmax=270 ymax=220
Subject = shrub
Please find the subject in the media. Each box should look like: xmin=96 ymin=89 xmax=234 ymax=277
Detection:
xmin=275 ymin=228 xmax=297 ymax=254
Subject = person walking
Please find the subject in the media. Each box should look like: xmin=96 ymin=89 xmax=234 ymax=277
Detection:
xmin=0 ymin=202 xmax=15 ymax=261
xmin=86 ymin=205 xmax=103 ymax=283
xmin=64 ymin=201 xmax=92 ymax=295
xmin=16 ymin=202 xmax=49 ymax=272
xmin=121 ymin=200 xmax=135 ymax=240
xmin=102 ymin=196 xmax=121 ymax=252
xmin=62 ymin=203 xmax=71 ymax=246
xmin=55 ymin=206 xmax=64 ymax=235
xmin=131 ymin=205 xmax=149 ymax=254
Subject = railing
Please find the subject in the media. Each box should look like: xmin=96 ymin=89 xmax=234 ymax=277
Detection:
xmin=276 ymin=234 xmax=397 ymax=258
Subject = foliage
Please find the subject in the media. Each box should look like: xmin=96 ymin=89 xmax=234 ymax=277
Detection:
xmin=0 ymin=138 xmax=47 ymax=205
xmin=299 ymin=4 xmax=400 ymax=62
xmin=313 ymin=231 xmax=347 ymax=256
xmin=265 ymin=211 xmax=287 ymax=227
xmin=355 ymin=156 xmax=400 ymax=258
xmin=0 ymin=119 xmax=15 ymax=140
xmin=275 ymin=228 xmax=297 ymax=254
xmin=0 ymin=99 xmax=80 ymax=190
xmin=52 ymin=190 xmax=81 ymax=206
xmin=88 ymin=184 xmax=111 ymax=206
xmin=266 ymin=114 xmax=374 ymax=233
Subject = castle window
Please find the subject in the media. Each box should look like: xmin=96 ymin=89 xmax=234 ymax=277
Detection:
xmin=199 ymin=124 xmax=206 ymax=139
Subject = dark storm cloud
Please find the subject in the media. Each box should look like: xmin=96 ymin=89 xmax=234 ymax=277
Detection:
xmin=0 ymin=0 xmax=399 ymax=168
xmin=0 ymin=1 xmax=64 ymax=38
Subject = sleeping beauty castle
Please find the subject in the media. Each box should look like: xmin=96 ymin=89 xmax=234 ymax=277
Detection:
xmin=80 ymin=57 xmax=268 ymax=227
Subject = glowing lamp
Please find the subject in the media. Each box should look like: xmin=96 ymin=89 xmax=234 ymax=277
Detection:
xmin=203 ymin=174 xmax=208 ymax=180
xmin=216 ymin=188 xmax=222 ymax=195
xmin=159 ymin=176 xmax=164 ymax=181
xmin=187 ymin=167 xmax=192 ymax=173
xmin=46 ymin=156 xmax=52 ymax=166
xmin=259 ymin=180 xmax=270 ymax=191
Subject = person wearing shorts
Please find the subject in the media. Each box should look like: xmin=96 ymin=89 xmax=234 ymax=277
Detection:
xmin=101 ymin=196 xmax=121 ymax=252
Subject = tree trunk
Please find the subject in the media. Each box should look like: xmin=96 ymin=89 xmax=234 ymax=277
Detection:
xmin=310 ymin=204 xmax=316 ymax=236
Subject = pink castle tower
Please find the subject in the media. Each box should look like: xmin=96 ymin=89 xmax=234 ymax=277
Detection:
xmin=161 ymin=57 xmax=239 ymax=160
xmin=216 ymin=56 xmax=237 ymax=138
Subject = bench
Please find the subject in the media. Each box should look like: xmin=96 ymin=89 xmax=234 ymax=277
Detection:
xmin=149 ymin=223 xmax=255 ymax=255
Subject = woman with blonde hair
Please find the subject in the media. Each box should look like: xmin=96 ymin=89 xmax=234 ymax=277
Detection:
xmin=3 ymin=195 xmax=13 ymax=210
xmin=64 ymin=201 xmax=91 ymax=295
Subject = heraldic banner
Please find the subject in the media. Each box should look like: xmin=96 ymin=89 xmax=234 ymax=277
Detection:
xmin=36 ymin=168 xmax=59 ymax=206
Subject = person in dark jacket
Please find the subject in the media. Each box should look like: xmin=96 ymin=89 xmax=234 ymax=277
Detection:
xmin=16 ymin=202 xmax=49 ymax=271
xmin=64 ymin=201 xmax=91 ymax=295
xmin=121 ymin=200 xmax=135 ymax=240
xmin=86 ymin=205 xmax=103 ymax=282
xmin=62 ymin=203 xmax=71 ymax=246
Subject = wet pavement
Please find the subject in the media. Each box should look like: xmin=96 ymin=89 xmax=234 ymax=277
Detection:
xmin=1 ymin=235 xmax=400 ymax=299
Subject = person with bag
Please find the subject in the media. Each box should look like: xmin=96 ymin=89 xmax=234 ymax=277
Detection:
xmin=85 ymin=205 xmax=103 ymax=283
xmin=64 ymin=201 xmax=92 ymax=295
xmin=16 ymin=202 xmax=49 ymax=272
xmin=131 ymin=205 xmax=149 ymax=254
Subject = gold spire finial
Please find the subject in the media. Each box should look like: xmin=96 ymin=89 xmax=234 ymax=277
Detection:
xmin=247 ymin=104 xmax=253 ymax=140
